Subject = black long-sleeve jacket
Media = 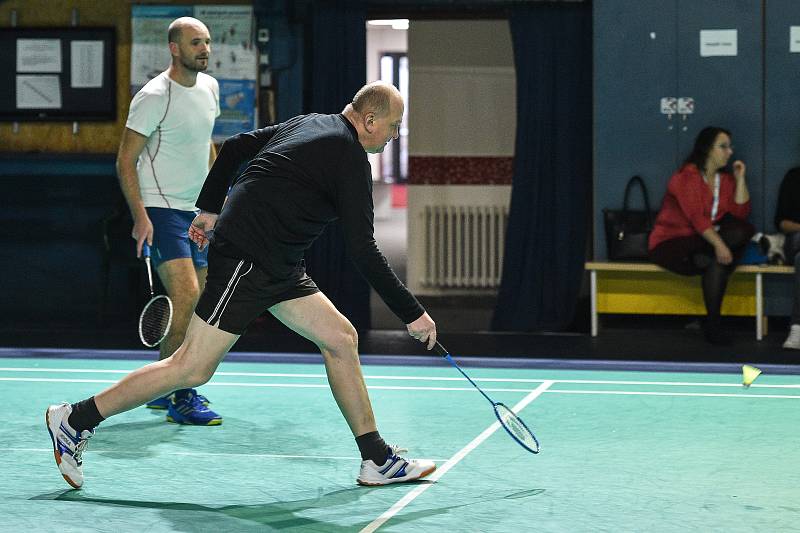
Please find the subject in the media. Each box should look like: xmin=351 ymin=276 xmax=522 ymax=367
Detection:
xmin=196 ymin=113 xmax=424 ymax=324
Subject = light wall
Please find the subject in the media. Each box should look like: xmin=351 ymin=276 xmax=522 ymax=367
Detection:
xmin=366 ymin=23 xmax=407 ymax=179
xmin=408 ymin=19 xmax=515 ymax=157
xmin=366 ymin=24 xmax=407 ymax=84
xmin=405 ymin=20 xmax=516 ymax=295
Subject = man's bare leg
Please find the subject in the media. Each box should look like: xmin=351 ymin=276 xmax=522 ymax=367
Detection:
xmin=269 ymin=292 xmax=436 ymax=485
xmin=269 ymin=292 xmax=375 ymax=436
xmin=156 ymin=259 xmax=205 ymax=361
xmin=45 ymin=315 xmax=237 ymax=488
xmin=145 ymin=260 xmax=212 ymax=417
xmin=95 ymin=315 xmax=237 ymax=418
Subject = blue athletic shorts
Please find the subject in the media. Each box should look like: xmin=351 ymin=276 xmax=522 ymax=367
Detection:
xmin=146 ymin=207 xmax=208 ymax=269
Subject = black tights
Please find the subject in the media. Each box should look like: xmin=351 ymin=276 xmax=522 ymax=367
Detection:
xmin=701 ymin=262 xmax=734 ymax=322
xmin=699 ymin=215 xmax=754 ymax=320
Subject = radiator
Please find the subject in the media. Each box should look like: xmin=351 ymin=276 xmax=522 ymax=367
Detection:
xmin=421 ymin=204 xmax=509 ymax=288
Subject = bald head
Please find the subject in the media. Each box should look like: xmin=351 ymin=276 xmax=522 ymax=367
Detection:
xmin=168 ymin=17 xmax=208 ymax=45
xmin=351 ymin=81 xmax=402 ymax=119
xmin=166 ymin=17 xmax=211 ymax=80
xmin=343 ymin=81 xmax=404 ymax=154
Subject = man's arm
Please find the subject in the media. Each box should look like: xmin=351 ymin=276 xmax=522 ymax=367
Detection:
xmin=334 ymin=149 xmax=434 ymax=346
xmin=116 ymin=127 xmax=151 ymax=257
xmin=196 ymin=125 xmax=281 ymax=214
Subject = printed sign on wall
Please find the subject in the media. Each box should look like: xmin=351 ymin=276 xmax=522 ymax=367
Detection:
xmin=700 ymin=29 xmax=738 ymax=57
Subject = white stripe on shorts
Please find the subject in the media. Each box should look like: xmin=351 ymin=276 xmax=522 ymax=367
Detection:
xmin=208 ymin=260 xmax=253 ymax=327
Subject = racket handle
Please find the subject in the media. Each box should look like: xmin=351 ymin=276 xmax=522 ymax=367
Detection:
xmin=434 ymin=341 xmax=449 ymax=357
xmin=141 ymin=243 xmax=155 ymax=297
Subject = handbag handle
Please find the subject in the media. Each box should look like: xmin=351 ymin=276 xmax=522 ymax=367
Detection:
xmin=622 ymin=175 xmax=652 ymax=215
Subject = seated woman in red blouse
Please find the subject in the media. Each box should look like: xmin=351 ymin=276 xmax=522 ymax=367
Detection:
xmin=648 ymin=126 xmax=754 ymax=345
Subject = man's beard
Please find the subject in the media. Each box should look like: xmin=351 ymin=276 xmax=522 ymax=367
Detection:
xmin=180 ymin=56 xmax=208 ymax=72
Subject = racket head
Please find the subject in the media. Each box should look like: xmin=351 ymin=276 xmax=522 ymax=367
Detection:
xmin=138 ymin=294 xmax=173 ymax=347
xmin=494 ymin=402 xmax=540 ymax=454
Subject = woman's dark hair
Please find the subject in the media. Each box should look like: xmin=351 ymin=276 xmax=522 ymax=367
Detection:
xmin=682 ymin=126 xmax=731 ymax=172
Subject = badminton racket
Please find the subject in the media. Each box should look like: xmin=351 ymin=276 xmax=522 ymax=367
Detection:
xmin=138 ymin=243 xmax=173 ymax=348
xmin=435 ymin=341 xmax=540 ymax=454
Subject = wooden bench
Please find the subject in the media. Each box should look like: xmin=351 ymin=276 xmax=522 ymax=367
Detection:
xmin=585 ymin=261 xmax=794 ymax=340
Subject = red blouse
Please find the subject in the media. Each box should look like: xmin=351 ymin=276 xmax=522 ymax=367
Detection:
xmin=648 ymin=164 xmax=751 ymax=250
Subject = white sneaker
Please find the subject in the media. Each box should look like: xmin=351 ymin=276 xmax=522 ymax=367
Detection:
xmin=45 ymin=403 xmax=94 ymax=488
xmin=356 ymin=445 xmax=436 ymax=486
xmin=784 ymin=324 xmax=800 ymax=350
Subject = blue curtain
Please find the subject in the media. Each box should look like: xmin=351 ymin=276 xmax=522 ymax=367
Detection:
xmin=303 ymin=0 xmax=372 ymax=329
xmin=491 ymin=3 xmax=592 ymax=331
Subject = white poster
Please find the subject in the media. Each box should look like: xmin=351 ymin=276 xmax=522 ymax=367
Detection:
xmin=193 ymin=4 xmax=257 ymax=80
xmin=16 ymin=75 xmax=62 ymax=108
xmin=700 ymin=29 xmax=738 ymax=57
xmin=791 ymin=26 xmax=800 ymax=53
xmin=17 ymin=39 xmax=62 ymax=72
xmin=71 ymin=41 xmax=104 ymax=88
xmin=130 ymin=5 xmax=256 ymax=88
xmin=130 ymin=5 xmax=191 ymax=88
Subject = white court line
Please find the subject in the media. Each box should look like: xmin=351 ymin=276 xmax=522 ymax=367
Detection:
xmin=0 ymin=367 xmax=797 ymax=388
xmin=0 ymin=377 xmax=117 ymax=384
xmin=1 ymin=377 xmax=799 ymax=398
xmin=7 ymin=447 xmax=447 ymax=462
xmin=0 ymin=378 xmax=532 ymax=393
xmin=548 ymin=389 xmax=800 ymax=399
xmin=360 ymin=380 xmax=554 ymax=533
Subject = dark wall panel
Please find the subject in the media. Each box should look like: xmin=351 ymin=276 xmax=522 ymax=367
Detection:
xmin=765 ymin=0 xmax=800 ymax=232
xmin=676 ymin=0 xmax=763 ymax=229
xmin=593 ymin=0 xmax=678 ymax=259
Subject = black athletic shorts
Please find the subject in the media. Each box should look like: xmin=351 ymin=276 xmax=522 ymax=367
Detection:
xmin=195 ymin=245 xmax=319 ymax=334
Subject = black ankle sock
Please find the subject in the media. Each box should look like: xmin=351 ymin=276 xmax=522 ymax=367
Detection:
xmin=68 ymin=396 xmax=105 ymax=433
xmin=355 ymin=431 xmax=389 ymax=464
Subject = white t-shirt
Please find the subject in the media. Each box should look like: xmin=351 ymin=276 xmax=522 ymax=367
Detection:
xmin=126 ymin=71 xmax=220 ymax=211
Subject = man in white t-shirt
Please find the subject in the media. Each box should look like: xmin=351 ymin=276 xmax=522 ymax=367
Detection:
xmin=116 ymin=16 xmax=222 ymax=425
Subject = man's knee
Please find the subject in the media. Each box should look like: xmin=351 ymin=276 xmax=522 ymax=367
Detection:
xmin=319 ymin=323 xmax=359 ymax=356
xmin=158 ymin=259 xmax=201 ymax=300
xmin=167 ymin=353 xmax=214 ymax=388
xmin=171 ymin=281 xmax=202 ymax=310
xmin=184 ymin=367 xmax=214 ymax=388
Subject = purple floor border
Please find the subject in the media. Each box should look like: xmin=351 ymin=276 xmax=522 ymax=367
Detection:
xmin=1 ymin=347 xmax=798 ymax=375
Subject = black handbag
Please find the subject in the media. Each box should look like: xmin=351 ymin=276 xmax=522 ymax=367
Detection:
xmin=602 ymin=176 xmax=655 ymax=261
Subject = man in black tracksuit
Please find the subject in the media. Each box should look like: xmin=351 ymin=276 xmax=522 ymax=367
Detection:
xmin=47 ymin=82 xmax=438 ymax=489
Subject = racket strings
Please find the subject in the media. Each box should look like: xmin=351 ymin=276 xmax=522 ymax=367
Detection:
xmin=140 ymin=296 xmax=172 ymax=347
xmin=495 ymin=404 xmax=540 ymax=453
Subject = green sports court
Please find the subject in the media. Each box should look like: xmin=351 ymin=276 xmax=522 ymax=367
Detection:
xmin=4 ymin=1 xmax=800 ymax=531
xmin=3 ymin=350 xmax=799 ymax=532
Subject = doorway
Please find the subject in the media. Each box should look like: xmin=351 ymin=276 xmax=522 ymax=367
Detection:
xmin=367 ymin=19 xmax=410 ymax=329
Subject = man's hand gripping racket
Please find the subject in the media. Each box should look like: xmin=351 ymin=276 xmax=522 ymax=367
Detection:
xmin=434 ymin=341 xmax=540 ymax=454
xmin=189 ymin=211 xmax=218 ymax=251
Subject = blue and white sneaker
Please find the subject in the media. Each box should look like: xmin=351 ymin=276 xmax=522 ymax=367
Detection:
xmin=147 ymin=392 xmax=210 ymax=410
xmin=45 ymin=403 xmax=94 ymax=489
xmin=146 ymin=394 xmax=172 ymax=410
xmin=166 ymin=389 xmax=222 ymax=426
xmin=356 ymin=445 xmax=436 ymax=486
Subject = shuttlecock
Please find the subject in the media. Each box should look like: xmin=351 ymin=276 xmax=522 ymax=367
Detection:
xmin=742 ymin=364 xmax=762 ymax=387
